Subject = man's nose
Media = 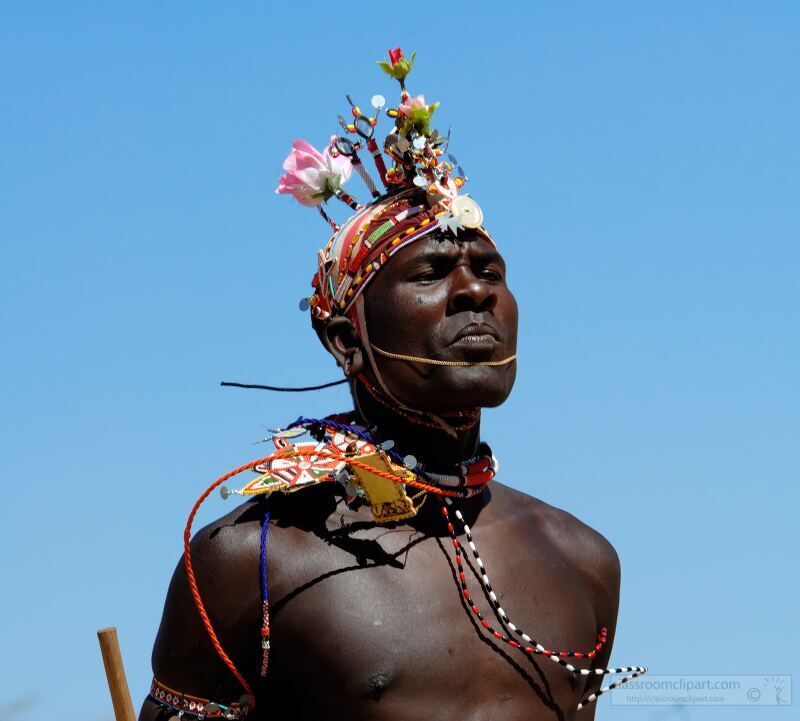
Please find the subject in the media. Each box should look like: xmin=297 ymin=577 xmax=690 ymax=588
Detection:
xmin=448 ymin=267 xmax=498 ymax=313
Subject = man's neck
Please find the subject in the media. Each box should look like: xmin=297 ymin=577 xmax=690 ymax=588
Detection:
xmin=352 ymin=382 xmax=482 ymax=470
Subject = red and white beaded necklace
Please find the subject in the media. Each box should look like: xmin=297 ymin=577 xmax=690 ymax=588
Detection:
xmin=439 ymin=498 xmax=647 ymax=709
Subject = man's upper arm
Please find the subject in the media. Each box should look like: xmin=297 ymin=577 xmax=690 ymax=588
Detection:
xmin=139 ymin=515 xmax=263 ymax=720
xmin=574 ymin=527 xmax=622 ymax=718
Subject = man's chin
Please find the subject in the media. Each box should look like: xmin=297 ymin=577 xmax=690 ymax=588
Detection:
xmin=407 ymin=365 xmax=517 ymax=413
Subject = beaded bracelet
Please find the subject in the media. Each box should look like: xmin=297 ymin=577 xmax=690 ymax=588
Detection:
xmin=148 ymin=678 xmax=252 ymax=720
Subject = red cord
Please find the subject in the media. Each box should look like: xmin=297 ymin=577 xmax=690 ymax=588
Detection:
xmin=183 ymin=446 xmax=472 ymax=701
xmin=183 ymin=456 xmax=272 ymax=705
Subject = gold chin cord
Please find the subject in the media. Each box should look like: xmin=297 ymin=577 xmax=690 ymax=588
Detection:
xmin=371 ymin=345 xmax=517 ymax=367
xmin=351 ymin=296 xmax=517 ymax=438
xmin=353 ymin=296 xmax=462 ymax=438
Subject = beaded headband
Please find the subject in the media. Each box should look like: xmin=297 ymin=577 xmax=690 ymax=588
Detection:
xmin=276 ymin=48 xmax=494 ymax=324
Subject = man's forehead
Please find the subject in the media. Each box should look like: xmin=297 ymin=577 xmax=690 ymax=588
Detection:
xmin=399 ymin=232 xmax=504 ymax=264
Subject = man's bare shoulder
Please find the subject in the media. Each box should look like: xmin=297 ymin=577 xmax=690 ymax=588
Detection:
xmin=190 ymin=499 xmax=264 ymax=562
xmin=188 ymin=484 xmax=334 ymax=558
xmin=183 ymin=484 xmax=345 ymax=586
xmin=491 ymin=483 xmax=621 ymax=594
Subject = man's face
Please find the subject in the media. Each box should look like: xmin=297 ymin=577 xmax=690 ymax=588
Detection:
xmin=361 ymin=231 xmax=518 ymax=412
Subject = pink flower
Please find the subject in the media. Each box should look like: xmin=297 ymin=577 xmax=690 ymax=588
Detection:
xmin=398 ymin=94 xmax=428 ymax=117
xmin=388 ymin=47 xmax=404 ymax=65
xmin=275 ymin=138 xmax=352 ymax=207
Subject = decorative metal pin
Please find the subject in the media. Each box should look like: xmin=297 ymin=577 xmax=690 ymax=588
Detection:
xmin=345 ymin=96 xmax=390 ymax=188
xmin=333 ymin=136 xmax=381 ymax=198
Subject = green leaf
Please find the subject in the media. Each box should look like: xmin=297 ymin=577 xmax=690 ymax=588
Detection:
xmin=324 ymin=175 xmax=342 ymax=195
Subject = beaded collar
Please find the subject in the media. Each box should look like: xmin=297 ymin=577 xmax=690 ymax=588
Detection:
xmin=223 ymin=412 xmax=496 ymax=508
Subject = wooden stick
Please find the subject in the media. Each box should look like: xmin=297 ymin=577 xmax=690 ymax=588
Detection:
xmin=97 ymin=627 xmax=137 ymax=721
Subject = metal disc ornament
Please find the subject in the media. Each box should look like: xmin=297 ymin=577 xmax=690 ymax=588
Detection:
xmin=450 ymin=195 xmax=484 ymax=228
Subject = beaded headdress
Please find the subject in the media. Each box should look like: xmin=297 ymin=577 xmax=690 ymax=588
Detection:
xmin=276 ymin=48 xmax=493 ymax=325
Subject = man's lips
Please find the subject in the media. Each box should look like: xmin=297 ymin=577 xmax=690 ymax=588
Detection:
xmin=446 ymin=323 xmax=503 ymax=357
xmin=450 ymin=322 xmax=501 ymax=345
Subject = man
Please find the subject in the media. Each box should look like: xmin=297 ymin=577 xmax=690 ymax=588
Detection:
xmin=140 ymin=50 xmax=640 ymax=721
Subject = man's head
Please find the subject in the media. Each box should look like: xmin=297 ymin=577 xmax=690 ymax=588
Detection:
xmin=322 ymin=228 xmax=518 ymax=414
xmin=277 ymin=50 xmax=519 ymax=420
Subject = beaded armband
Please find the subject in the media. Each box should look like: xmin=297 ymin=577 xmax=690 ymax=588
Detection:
xmin=149 ymin=678 xmax=252 ymax=719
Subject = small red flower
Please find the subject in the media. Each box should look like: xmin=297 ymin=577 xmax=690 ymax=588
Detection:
xmin=388 ymin=47 xmax=404 ymax=65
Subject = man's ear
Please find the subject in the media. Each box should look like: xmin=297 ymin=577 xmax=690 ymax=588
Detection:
xmin=322 ymin=316 xmax=364 ymax=379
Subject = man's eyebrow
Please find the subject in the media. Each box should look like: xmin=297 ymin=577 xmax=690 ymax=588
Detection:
xmin=408 ymin=239 xmax=505 ymax=265
xmin=408 ymin=244 xmax=462 ymax=263
xmin=470 ymin=246 xmax=505 ymax=265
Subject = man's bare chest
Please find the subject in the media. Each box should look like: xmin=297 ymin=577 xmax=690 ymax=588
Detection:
xmin=262 ymin=515 xmax=599 ymax=720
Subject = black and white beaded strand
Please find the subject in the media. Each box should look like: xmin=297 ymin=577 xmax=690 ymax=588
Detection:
xmin=441 ymin=498 xmax=647 ymax=710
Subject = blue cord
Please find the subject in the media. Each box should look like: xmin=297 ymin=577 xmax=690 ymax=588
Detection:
xmin=259 ymin=504 xmax=270 ymax=603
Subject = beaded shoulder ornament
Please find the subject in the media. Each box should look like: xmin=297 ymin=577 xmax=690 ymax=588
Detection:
xmin=149 ymin=49 xmax=647 ymax=720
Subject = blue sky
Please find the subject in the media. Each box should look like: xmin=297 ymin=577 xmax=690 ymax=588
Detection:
xmin=1 ymin=2 xmax=797 ymax=719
